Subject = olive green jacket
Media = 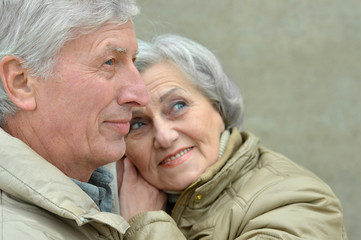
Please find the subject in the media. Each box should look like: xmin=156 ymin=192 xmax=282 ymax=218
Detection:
xmin=171 ymin=129 xmax=348 ymax=239
xmin=0 ymin=128 xmax=185 ymax=240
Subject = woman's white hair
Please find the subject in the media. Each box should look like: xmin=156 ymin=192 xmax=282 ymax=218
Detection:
xmin=135 ymin=34 xmax=244 ymax=130
xmin=0 ymin=0 xmax=139 ymax=124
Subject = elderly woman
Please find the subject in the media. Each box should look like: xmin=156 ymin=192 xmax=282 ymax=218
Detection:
xmin=122 ymin=34 xmax=348 ymax=239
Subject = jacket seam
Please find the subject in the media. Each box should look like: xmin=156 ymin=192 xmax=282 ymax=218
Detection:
xmin=0 ymin=165 xmax=80 ymax=220
xmin=126 ymin=218 xmax=173 ymax=238
xmin=255 ymin=233 xmax=281 ymax=239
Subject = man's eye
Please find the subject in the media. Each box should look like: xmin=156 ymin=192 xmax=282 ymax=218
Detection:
xmin=104 ymin=59 xmax=115 ymax=65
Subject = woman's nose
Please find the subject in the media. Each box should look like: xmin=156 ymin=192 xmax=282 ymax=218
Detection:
xmin=153 ymin=121 xmax=178 ymax=149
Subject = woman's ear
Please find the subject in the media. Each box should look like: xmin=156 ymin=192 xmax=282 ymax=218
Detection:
xmin=0 ymin=55 xmax=36 ymax=111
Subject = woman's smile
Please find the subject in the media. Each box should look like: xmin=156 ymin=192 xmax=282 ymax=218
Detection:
xmin=159 ymin=147 xmax=194 ymax=168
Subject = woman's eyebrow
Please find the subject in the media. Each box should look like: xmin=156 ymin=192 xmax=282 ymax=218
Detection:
xmin=159 ymin=88 xmax=181 ymax=103
xmin=132 ymin=109 xmax=144 ymax=116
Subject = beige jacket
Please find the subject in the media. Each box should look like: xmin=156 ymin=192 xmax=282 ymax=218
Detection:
xmin=171 ymin=129 xmax=348 ymax=239
xmin=0 ymin=128 xmax=185 ymax=240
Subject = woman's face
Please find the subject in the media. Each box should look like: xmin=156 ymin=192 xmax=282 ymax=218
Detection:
xmin=125 ymin=62 xmax=225 ymax=191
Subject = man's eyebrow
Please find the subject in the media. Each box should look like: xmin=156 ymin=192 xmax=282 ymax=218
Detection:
xmin=159 ymin=88 xmax=181 ymax=103
xmin=105 ymin=46 xmax=127 ymax=54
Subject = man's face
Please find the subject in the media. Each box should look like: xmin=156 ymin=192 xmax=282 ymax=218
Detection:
xmin=31 ymin=21 xmax=148 ymax=178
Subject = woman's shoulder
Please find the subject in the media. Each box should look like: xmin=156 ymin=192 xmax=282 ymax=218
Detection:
xmin=228 ymin=138 xmax=341 ymax=209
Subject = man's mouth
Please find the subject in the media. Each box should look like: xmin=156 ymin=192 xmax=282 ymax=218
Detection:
xmin=104 ymin=120 xmax=130 ymax=135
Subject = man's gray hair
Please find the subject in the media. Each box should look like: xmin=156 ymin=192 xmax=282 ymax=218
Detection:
xmin=135 ymin=34 xmax=244 ymax=130
xmin=0 ymin=0 xmax=139 ymax=124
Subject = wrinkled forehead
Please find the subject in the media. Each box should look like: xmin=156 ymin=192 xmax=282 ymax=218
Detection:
xmin=141 ymin=62 xmax=195 ymax=92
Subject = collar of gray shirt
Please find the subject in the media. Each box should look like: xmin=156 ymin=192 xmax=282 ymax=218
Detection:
xmin=71 ymin=166 xmax=113 ymax=212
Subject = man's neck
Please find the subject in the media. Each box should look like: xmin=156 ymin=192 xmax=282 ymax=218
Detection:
xmin=2 ymin=114 xmax=96 ymax=182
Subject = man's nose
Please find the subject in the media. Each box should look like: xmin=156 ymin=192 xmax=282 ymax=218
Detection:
xmin=117 ymin=64 xmax=148 ymax=107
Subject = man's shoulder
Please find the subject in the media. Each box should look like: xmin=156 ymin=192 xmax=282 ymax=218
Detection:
xmin=0 ymin=190 xmax=87 ymax=240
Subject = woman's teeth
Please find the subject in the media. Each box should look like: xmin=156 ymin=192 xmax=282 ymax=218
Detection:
xmin=161 ymin=148 xmax=192 ymax=164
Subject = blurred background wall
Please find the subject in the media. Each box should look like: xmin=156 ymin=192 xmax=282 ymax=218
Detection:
xmin=134 ymin=0 xmax=360 ymax=239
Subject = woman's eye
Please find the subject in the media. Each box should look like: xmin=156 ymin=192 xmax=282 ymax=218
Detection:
xmin=129 ymin=120 xmax=144 ymax=132
xmin=104 ymin=59 xmax=115 ymax=65
xmin=170 ymin=101 xmax=186 ymax=113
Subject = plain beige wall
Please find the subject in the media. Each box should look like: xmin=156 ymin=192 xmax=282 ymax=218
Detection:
xmin=134 ymin=1 xmax=360 ymax=239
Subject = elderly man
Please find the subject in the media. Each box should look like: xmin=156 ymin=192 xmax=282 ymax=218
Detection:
xmin=0 ymin=0 xmax=185 ymax=239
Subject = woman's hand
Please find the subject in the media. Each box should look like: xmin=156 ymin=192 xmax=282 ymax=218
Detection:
xmin=117 ymin=157 xmax=167 ymax=220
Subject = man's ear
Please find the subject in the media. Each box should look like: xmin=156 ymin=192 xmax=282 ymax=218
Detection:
xmin=0 ymin=55 xmax=36 ymax=111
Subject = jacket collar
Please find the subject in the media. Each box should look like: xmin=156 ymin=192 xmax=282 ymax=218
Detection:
xmin=187 ymin=128 xmax=260 ymax=207
xmin=0 ymin=128 xmax=129 ymax=233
